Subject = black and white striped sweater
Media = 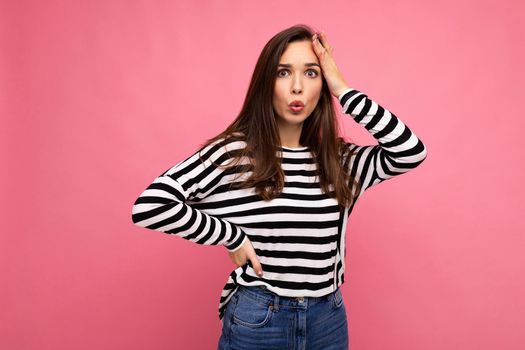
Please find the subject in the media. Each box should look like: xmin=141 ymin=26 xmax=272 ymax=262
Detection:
xmin=131 ymin=87 xmax=428 ymax=322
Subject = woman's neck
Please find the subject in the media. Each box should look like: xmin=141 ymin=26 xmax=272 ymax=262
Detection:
xmin=278 ymin=122 xmax=303 ymax=148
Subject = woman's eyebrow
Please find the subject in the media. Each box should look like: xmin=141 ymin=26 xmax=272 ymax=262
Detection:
xmin=278 ymin=63 xmax=320 ymax=68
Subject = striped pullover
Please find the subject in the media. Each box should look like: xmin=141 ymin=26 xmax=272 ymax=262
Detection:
xmin=131 ymin=87 xmax=428 ymax=323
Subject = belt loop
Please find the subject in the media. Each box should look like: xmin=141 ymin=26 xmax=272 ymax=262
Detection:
xmin=273 ymin=293 xmax=280 ymax=312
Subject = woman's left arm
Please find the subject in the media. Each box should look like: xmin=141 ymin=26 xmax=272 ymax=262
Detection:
xmin=337 ymin=87 xmax=428 ymax=192
xmin=312 ymin=31 xmax=428 ymax=193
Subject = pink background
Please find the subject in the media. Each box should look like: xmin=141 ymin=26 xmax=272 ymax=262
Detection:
xmin=2 ymin=0 xmax=524 ymax=349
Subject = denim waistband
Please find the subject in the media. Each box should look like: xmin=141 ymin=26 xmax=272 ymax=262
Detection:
xmin=236 ymin=284 xmax=340 ymax=311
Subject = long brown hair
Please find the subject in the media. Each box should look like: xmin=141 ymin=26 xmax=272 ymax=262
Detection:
xmin=197 ymin=24 xmax=361 ymax=210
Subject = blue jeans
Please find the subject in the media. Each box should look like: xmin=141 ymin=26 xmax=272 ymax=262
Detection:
xmin=217 ymin=284 xmax=349 ymax=349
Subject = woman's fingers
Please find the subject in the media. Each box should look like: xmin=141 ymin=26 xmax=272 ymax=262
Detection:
xmin=317 ymin=31 xmax=333 ymax=55
xmin=312 ymin=34 xmax=324 ymax=56
xmin=250 ymin=254 xmax=264 ymax=276
xmin=312 ymin=34 xmax=332 ymax=62
xmin=248 ymin=238 xmax=264 ymax=276
xmin=228 ymin=237 xmax=263 ymax=276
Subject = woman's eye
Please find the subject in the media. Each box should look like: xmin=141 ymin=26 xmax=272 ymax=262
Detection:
xmin=307 ymin=69 xmax=319 ymax=77
xmin=277 ymin=69 xmax=288 ymax=77
xmin=277 ymin=69 xmax=319 ymax=77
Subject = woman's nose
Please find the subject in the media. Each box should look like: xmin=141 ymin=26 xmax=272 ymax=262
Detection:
xmin=291 ymin=79 xmax=303 ymax=94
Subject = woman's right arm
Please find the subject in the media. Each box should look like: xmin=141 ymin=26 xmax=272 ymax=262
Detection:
xmin=131 ymin=138 xmax=247 ymax=252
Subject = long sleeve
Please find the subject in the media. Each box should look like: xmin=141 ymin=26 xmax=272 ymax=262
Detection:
xmin=131 ymin=138 xmax=248 ymax=252
xmin=338 ymin=87 xmax=428 ymax=193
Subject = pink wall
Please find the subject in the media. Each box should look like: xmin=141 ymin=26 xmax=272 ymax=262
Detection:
xmin=2 ymin=0 xmax=523 ymax=349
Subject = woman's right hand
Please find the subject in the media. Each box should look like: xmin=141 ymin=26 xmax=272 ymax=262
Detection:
xmin=228 ymin=236 xmax=264 ymax=277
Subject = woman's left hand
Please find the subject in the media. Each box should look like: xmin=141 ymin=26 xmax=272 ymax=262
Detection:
xmin=311 ymin=31 xmax=351 ymax=99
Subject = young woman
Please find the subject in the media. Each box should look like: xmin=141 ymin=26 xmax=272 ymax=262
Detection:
xmin=131 ymin=24 xmax=427 ymax=350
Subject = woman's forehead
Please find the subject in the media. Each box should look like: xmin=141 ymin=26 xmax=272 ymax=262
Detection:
xmin=280 ymin=41 xmax=319 ymax=65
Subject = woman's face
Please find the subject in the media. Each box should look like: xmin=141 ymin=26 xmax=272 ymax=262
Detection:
xmin=272 ymin=40 xmax=323 ymax=129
